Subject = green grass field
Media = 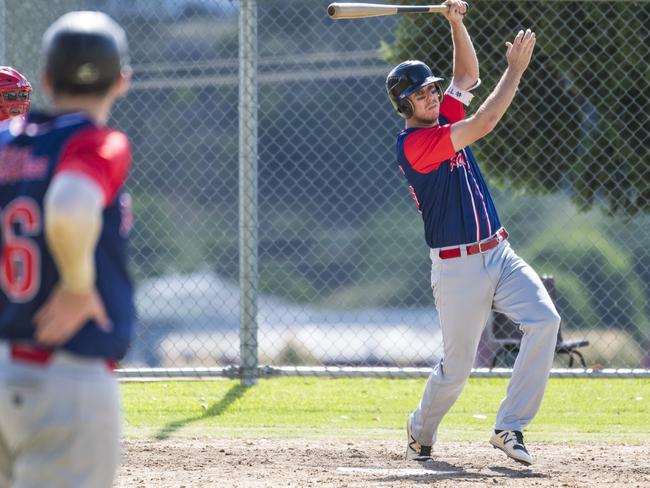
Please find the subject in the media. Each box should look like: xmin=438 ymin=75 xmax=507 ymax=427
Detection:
xmin=122 ymin=377 xmax=650 ymax=443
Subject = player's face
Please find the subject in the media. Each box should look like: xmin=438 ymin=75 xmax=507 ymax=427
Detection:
xmin=409 ymin=84 xmax=441 ymax=123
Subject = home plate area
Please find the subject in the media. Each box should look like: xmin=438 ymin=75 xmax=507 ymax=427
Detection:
xmin=337 ymin=465 xmax=459 ymax=477
xmin=116 ymin=438 xmax=650 ymax=487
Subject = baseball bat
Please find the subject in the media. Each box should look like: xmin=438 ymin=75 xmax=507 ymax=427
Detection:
xmin=327 ymin=3 xmax=449 ymax=20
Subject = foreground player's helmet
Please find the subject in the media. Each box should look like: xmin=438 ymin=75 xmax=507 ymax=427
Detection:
xmin=42 ymin=11 xmax=129 ymax=95
xmin=386 ymin=60 xmax=444 ymax=119
xmin=0 ymin=67 xmax=32 ymax=121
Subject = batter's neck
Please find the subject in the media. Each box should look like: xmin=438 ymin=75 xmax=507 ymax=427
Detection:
xmin=406 ymin=119 xmax=439 ymax=129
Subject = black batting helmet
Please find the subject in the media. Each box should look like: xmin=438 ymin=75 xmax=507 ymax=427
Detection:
xmin=42 ymin=11 xmax=129 ymax=96
xmin=386 ymin=60 xmax=444 ymax=119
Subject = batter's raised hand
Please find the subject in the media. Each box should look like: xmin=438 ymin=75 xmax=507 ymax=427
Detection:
xmin=444 ymin=0 xmax=469 ymax=24
xmin=505 ymin=29 xmax=536 ymax=74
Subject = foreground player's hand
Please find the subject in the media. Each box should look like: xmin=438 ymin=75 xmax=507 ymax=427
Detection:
xmin=34 ymin=286 xmax=112 ymax=346
xmin=505 ymin=29 xmax=536 ymax=75
xmin=444 ymin=0 xmax=468 ymax=23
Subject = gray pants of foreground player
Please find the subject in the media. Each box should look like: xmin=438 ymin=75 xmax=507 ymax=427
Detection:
xmin=410 ymin=239 xmax=560 ymax=446
xmin=0 ymin=343 xmax=120 ymax=488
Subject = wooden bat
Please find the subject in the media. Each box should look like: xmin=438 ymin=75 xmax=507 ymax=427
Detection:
xmin=327 ymin=3 xmax=449 ymax=20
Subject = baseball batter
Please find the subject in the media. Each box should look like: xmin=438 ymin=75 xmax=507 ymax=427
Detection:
xmin=0 ymin=11 xmax=133 ymax=487
xmin=386 ymin=1 xmax=560 ymax=465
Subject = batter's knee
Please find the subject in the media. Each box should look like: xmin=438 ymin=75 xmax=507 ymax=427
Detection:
xmin=438 ymin=355 xmax=475 ymax=385
xmin=523 ymin=303 xmax=560 ymax=338
xmin=545 ymin=305 xmax=561 ymax=334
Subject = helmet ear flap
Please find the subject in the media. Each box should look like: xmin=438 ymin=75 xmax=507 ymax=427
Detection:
xmin=397 ymin=98 xmax=413 ymax=119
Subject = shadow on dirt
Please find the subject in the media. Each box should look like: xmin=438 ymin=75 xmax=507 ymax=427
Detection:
xmin=373 ymin=459 xmax=548 ymax=484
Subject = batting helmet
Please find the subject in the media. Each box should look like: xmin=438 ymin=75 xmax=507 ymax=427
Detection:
xmin=42 ymin=11 xmax=129 ymax=96
xmin=386 ymin=60 xmax=443 ymax=119
xmin=0 ymin=67 xmax=32 ymax=121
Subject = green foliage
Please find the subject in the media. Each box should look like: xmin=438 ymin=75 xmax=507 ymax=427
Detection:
xmin=533 ymin=2 xmax=650 ymax=214
xmin=542 ymin=269 xmax=599 ymax=332
xmin=129 ymin=192 xmax=186 ymax=280
xmin=129 ymin=191 xmax=238 ymax=281
xmin=608 ymin=213 xmax=650 ymax=321
xmin=258 ymin=209 xmax=365 ymax=304
xmin=259 ymin=262 xmax=318 ymax=303
xmin=322 ymin=205 xmax=432 ymax=308
xmin=381 ymin=1 xmax=650 ymax=215
xmin=523 ymin=222 xmax=647 ymax=337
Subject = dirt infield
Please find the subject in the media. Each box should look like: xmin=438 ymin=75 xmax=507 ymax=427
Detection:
xmin=116 ymin=438 xmax=650 ymax=487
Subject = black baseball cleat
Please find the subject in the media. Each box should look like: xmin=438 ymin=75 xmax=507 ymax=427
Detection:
xmin=405 ymin=414 xmax=432 ymax=461
xmin=489 ymin=429 xmax=533 ymax=465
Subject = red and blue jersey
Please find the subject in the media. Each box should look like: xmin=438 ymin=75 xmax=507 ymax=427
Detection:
xmin=396 ymin=86 xmax=501 ymax=249
xmin=0 ymin=112 xmax=134 ymax=360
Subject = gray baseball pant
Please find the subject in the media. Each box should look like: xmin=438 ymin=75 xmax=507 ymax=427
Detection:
xmin=410 ymin=238 xmax=560 ymax=446
xmin=0 ymin=343 xmax=120 ymax=488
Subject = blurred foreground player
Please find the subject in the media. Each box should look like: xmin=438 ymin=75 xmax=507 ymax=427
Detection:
xmin=0 ymin=11 xmax=134 ymax=488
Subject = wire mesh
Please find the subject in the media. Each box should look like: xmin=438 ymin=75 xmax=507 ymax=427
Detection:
xmin=6 ymin=0 xmax=648 ymax=374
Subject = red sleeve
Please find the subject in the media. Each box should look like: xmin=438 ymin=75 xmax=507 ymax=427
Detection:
xmin=403 ymin=125 xmax=456 ymax=173
xmin=439 ymin=94 xmax=466 ymax=123
xmin=55 ymin=127 xmax=131 ymax=206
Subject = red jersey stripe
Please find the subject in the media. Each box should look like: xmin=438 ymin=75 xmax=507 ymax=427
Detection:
xmin=55 ymin=127 xmax=131 ymax=206
xmin=403 ymin=124 xmax=456 ymax=173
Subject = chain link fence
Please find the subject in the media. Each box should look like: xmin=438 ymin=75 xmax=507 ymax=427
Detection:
xmin=4 ymin=0 xmax=649 ymax=374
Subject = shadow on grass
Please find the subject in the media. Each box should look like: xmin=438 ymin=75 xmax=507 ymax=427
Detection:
xmin=154 ymin=383 xmax=252 ymax=440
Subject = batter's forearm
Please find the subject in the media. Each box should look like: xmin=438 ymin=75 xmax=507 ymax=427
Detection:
xmin=44 ymin=173 xmax=104 ymax=294
xmin=473 ymin=68 xmax=522 ymax=131
xmin=449 ymin=67 xmax=522 ymax=150
xmin=450 ymin=21 xmax=479 ymax=88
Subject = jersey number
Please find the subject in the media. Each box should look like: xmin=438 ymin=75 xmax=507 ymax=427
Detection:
xmin=1 ymin=198 xmax=42 ymax=302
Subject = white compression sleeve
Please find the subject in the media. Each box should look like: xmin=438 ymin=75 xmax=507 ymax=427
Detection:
xmin=44 ymin=172 xmax=105 ymax=294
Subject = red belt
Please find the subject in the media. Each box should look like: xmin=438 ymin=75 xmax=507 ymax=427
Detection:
xmin=9 ymin=343 xmax=117 ymax=371
xmin=439 ymin=228 xmax=508 ymax=259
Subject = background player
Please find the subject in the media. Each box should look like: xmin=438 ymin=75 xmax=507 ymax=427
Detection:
xmin=0 ymin=11 xmax=133 ymax=487
xmin=386 ymin=1 xmax=560 ymax=465
xmin=0 ymin=66 xmax=31 ymax=121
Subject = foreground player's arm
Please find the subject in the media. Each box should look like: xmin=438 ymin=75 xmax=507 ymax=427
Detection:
xmin=44 ymin=173 xmax=104 ymax=294
xmin=445 ymin=0 xmax=479 ymax=91
xmin=33 ymin=128 xmax=130 ymax=346
xmin=449 ymin=29 xmax=535 ymax=151
xmin=34 ymin=173 xmax=110 ymax=346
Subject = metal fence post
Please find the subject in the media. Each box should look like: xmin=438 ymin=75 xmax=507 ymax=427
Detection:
xmin=239 ymin=0 xmax=259 ymax=386
xmin=0 ymin=2 xmax=5 ymax=65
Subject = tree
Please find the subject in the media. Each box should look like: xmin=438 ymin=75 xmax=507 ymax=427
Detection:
xmin=381 ymin=0 xmax=650 ymax=214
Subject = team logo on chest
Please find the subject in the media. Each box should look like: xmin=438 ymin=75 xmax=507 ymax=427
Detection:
xmin=449 ymin=151 xmax=468 ymax=172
